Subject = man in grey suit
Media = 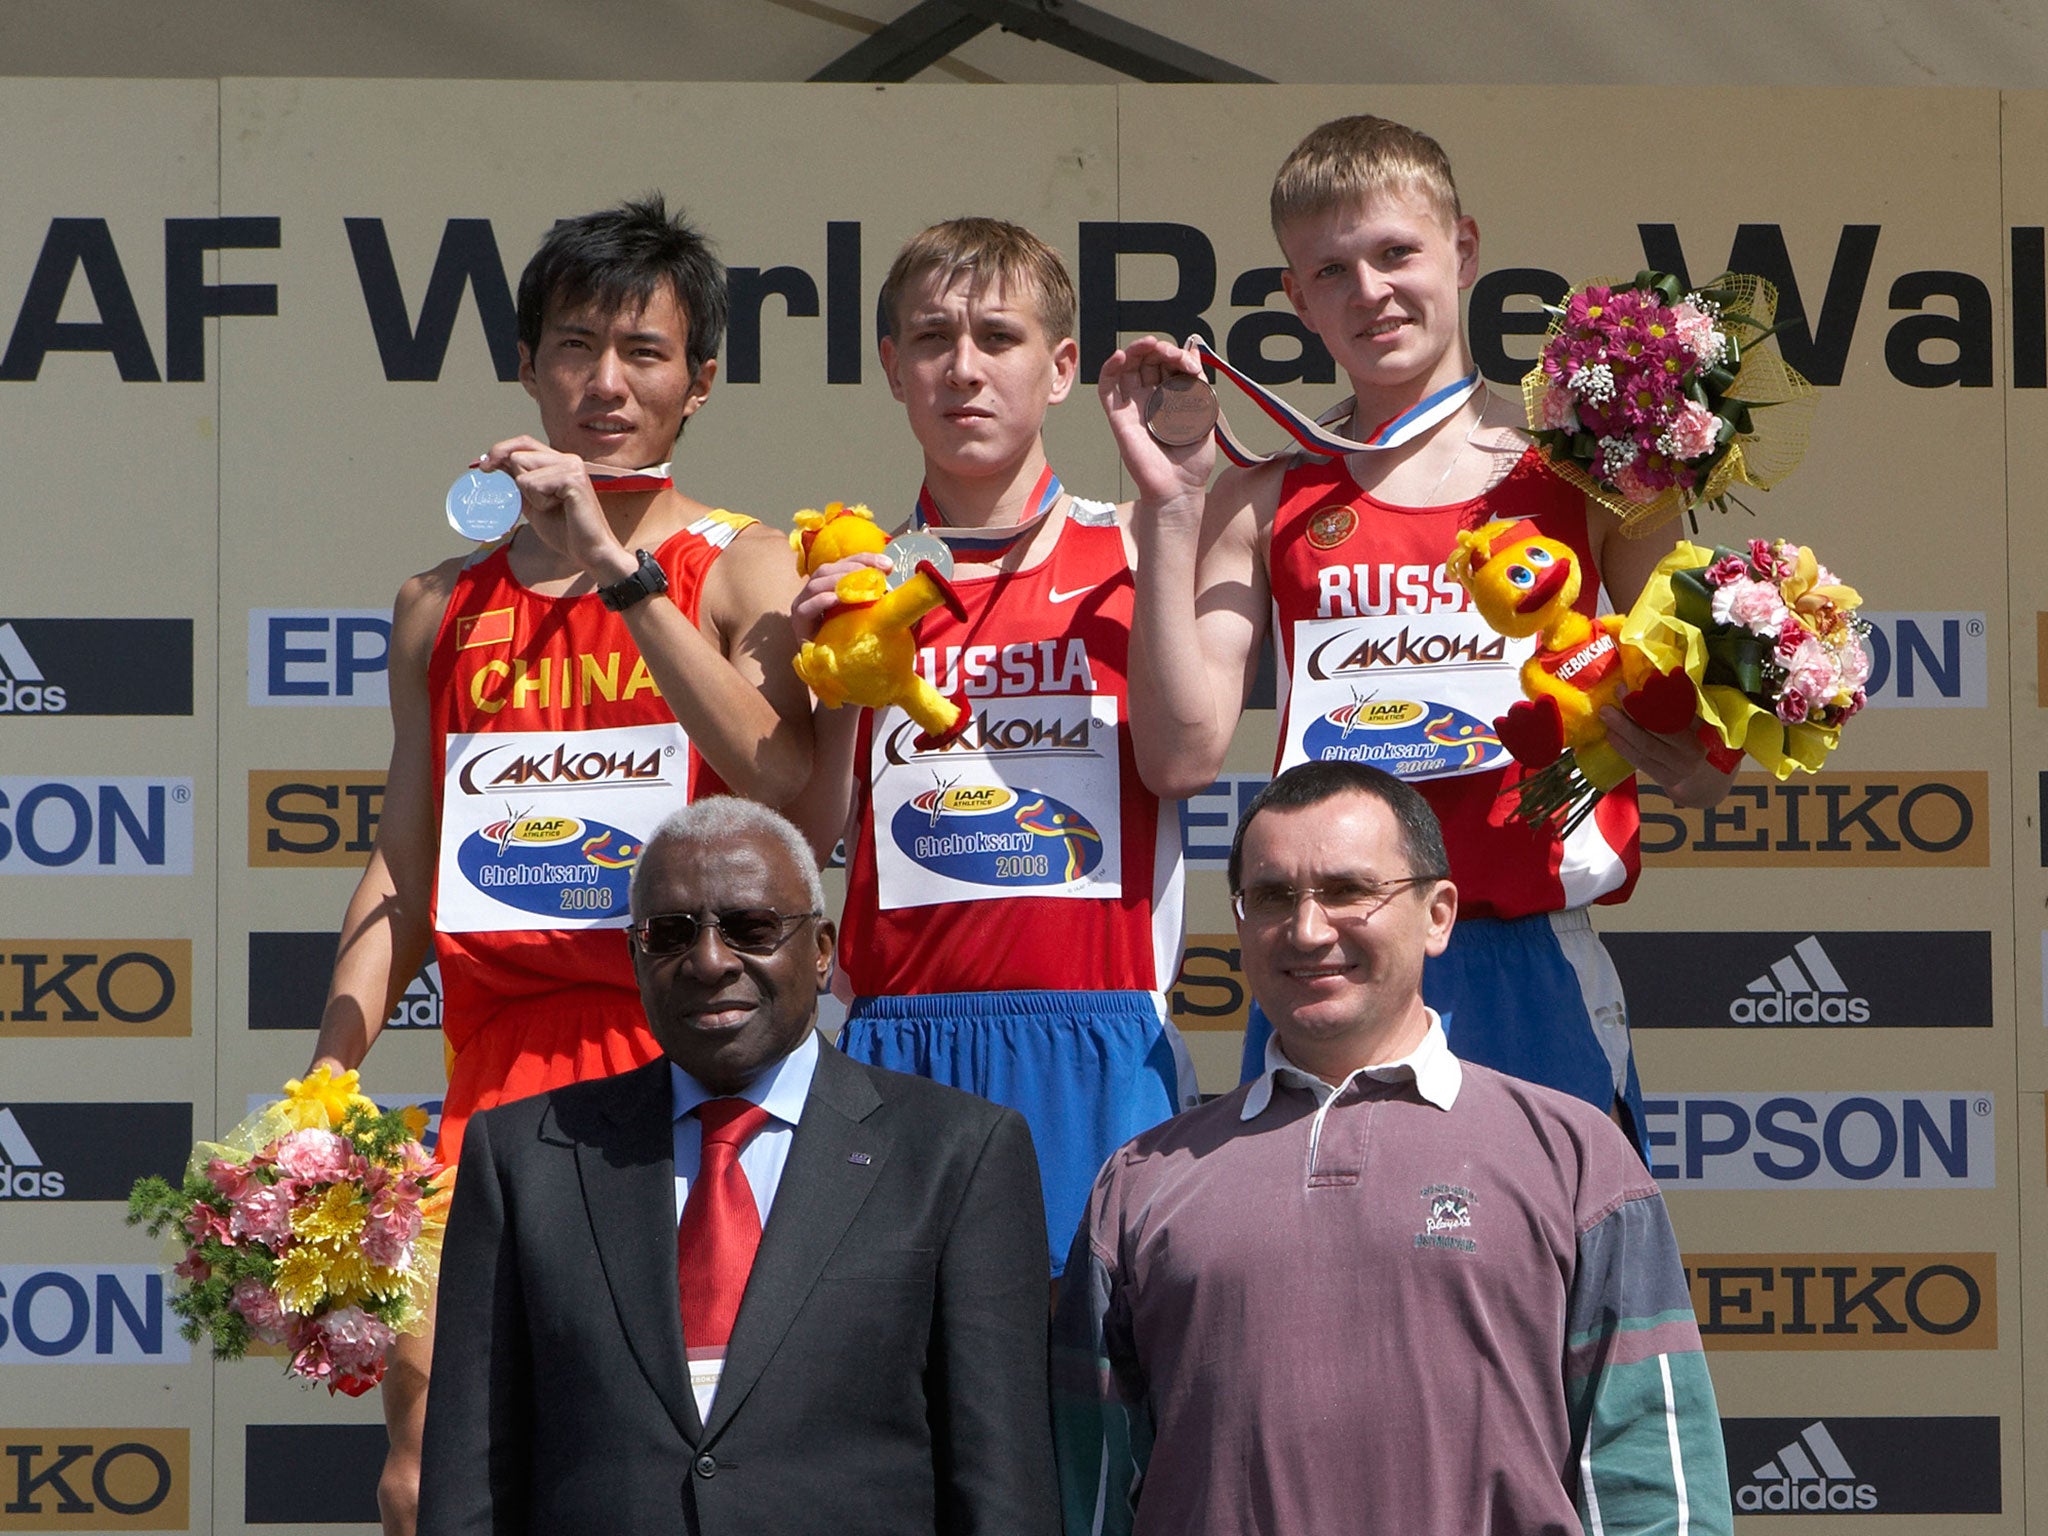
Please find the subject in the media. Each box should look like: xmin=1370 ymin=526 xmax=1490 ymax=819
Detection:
xmin=417 ymin=796 xmax=1058 ymax=1535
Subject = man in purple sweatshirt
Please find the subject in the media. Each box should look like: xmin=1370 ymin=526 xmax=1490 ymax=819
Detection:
xmin=1053 ymin=760 xmax=1729 ymax=1535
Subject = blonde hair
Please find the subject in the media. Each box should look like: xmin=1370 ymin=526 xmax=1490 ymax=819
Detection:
xmin=878 ymin=217 xmax=1077 ymax=342
xmin=1270 ymin=115 xmax=1462 ymax=244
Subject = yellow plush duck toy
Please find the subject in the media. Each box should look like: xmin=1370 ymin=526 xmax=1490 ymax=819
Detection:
xmin=790 ymin=503 xmax=971 ymax=748
xmin=1445 ymin=519 xmax=1695 ymax=804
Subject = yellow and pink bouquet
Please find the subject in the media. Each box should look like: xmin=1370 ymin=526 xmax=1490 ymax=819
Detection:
xmin=127 ymin=1067 xmax=444 ymax=1396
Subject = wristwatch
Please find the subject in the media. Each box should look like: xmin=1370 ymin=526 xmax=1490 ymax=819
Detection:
xmin=598 ymin=549 xmax=670 ymax=612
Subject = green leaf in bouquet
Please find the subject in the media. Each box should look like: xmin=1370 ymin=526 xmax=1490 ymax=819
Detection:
xmin=1704 ymin=630 xmax=1773 ymax=696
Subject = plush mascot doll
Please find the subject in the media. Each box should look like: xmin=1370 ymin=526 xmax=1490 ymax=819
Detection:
xmin=790 ymin=503 xmax=972 ymax=748
xmin=1445 ymin=518 xmax=1696 ymax=827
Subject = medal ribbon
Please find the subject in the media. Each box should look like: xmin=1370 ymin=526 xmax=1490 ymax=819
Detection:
xmin=1181 ymin=336 xmax=1483 ymax=468
xmin=589 ymin=460 xmax=674 ymax=493
xmin=913 ymin=464 xmax=1063 ymax=555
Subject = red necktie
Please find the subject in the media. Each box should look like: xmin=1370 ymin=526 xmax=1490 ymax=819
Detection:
xmin=677 ymin=1098 xmax=773 ymax=1353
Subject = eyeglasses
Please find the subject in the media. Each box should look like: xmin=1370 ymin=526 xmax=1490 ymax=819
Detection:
xmin=1230 ymin=875 xmax=1443 ymax=925
xmin=631 ymin=908 xmax=821 ymax=956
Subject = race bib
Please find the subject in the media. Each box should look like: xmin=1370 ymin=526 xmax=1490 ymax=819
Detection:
xmin=1279 ymin=613 xmax=1533 ymax=780
xmin=869 ymin=693 xmax=1122 ymax=911
xmin=436 ymin=722 xmax=689 ymax=933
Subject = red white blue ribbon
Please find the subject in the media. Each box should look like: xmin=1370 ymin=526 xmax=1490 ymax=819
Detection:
xmin=914 ymin=464 xmax=1063 ymax=554
xmin=1184 ymin=336 xmax=1483 ymax=468
xmin=589 ymin=460 xmax=674 ymax=493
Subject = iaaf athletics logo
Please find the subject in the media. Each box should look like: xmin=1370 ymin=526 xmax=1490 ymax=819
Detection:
xmin=1299 ymin=688 xmax=1499 ymax=778
xmin=890 ymin=778 xmax=1104 ymax=889
xmin=455 ymin=739 xmax=674 ymax=795
xmin=454 ymin=808 xmax=641 ymax=920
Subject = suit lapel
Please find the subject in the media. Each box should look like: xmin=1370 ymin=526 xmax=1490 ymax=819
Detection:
xmin=571 ymin=1059 xmax=703 ymax=1446
xmin=701 ymin=1042 xmax=885 ymax=1441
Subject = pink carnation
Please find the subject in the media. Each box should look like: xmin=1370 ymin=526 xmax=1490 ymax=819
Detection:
xmin=1534 ymin=381 xmax=1579 ymax=431
xmin=206 ymin=1157 xmax=257 ymax=1201
xmin=1776 ymin=613 xmax=1810 ymax=660
xmin=231 ymin=1279 xmax=294 ymax=1344
xmin=184 ymin=1201 xmax=233 ymax=1245
xmin=1748 ymin=538 xmax=1787 ymax=580
xmin=273 ymin=1128 xmax=354 ymax=1183
xmin=360 ymin=1191 xmax=424 ymax=1270
xmin=1706 ymin=554 xmax=1751 ymax=588
xmin=1712 ymin=578 xmax=1789 ymax=635
xmin=1785 ymin=636 xmax=1843 ymax=706
xmin=1671 ymin=302 xmax=1723 ymax=362
xmin=1612 ymin=460 xmax=1662 ymax=505
xmin=1837 ymin=633 xmax=1872 ymax=690
xmin=1776 ymin=689 xmax=1810 ymax=724
xmin=229 ymin=1183 xmax=293 ymax=1248
xmin=291 ymin=1306 xmax=396 ymax=1397
xmin=173 ymin=1248 xmax=211 ymax=1283
xmin=1660 ymin=402 xmax=1718 ymax=461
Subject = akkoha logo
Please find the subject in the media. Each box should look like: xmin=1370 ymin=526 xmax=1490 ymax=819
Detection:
xmin=1728 ymin=936 xmax=1871 ymax=1023
xmin=0 ymin=1109 xmax=64 ymax=1197
xmin=0 ymin=624 xmax=65 ymax=713
xmin=1738 ymin=1422 xmax=1878 ymax=1512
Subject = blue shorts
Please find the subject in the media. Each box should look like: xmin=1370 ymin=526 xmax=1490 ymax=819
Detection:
xmin=843 ymin=989 xmax=1196 ymax=1276
xmin=1237 ymin=909 xmax=1647 ymax=1153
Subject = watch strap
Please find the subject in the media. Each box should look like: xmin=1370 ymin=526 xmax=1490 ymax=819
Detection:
xmin=599 ymin=548 xmax=670 ymax=612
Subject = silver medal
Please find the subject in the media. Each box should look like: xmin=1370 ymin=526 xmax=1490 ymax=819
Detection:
xmin=882 ymin=531 xmax=955 ymax=589
xmin=445 ymin=469 xmax=522 ymax=541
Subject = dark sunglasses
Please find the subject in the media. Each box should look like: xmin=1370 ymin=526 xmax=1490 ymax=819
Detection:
xmin=631 ymin=908 xmax=821 ymax=957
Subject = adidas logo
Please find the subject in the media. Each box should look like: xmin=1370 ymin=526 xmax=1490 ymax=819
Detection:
xmin=388 ymin=961 xmax=443 ymax=1030
xmin=1727 ymin=935 xmax=1871 ymax=1024
xmin=0 ymin=1107 xmax=66 ymax=1197
xmin=0 ymin=624 xmax=65 ymax=713
xmin=1737 ymin=1421 xmax=1878 ymax=1512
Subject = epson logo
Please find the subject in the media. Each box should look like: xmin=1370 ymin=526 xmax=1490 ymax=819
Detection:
xmin=1611 ymin=930 xmax=1989 ymax=1031
xmin=0 ymin=1267 xmax=186 ymax=1363
xmin=0 ymin=1109 xmax=64 ymax=1198
xmin=1721 ymin=1415 xmax=2000 ymax=1514
xmin=1644 ymin=1092 xmax=1995 ymax=1189
xmin=0 ymin=620 xmax=193 ymax=717
xmin=1729 ymin=936 xmax=1870 ymax=1024
xmin=1859 ymin=612 xmax=1986 ymax=708
xmin=248 ymin=610 xmax=391 ymax=706
xmin=1737 ymin=1422 xmax=1876 ymax=1511
xmin=1180 ymin=775 xmax=1272 ymax=869
xmin=0 ymin=779 xmax=195 ymax=876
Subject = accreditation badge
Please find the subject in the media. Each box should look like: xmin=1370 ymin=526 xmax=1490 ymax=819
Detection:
xmin=436 ymin=722 xmax=689 ymax=932
xmin=1278 ymin=613 xmax=1533 ymax=780
xmin=868 ymin=693 xmax=1123 ymax=912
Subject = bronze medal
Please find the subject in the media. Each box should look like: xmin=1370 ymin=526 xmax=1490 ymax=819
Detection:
xmin=1144 ymin=373 xmax=1219 ymax=448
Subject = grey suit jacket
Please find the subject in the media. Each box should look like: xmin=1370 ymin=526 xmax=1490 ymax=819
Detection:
xmin=417 ymin=1040 xmax=1058 ymax=1535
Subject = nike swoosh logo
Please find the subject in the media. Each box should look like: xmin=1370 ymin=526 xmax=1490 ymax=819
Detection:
xmin=1047 ymin=585 xmax=1093 ymax=604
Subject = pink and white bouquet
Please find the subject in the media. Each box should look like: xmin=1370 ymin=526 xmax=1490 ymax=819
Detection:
xmin=1624 ymin=537 xmax=1871 ymax=779
xmin=1524 ymin=271 xmax=1816 ymax=531
xmin=128 ymin=1067 xmax=445 ymax=1396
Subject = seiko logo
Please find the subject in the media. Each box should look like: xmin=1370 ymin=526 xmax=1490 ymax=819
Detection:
xmin=1730 ymin=936 xmax=1871 ymax=1024
xmin=916 ymin=639 xmax=1096 ymax=699
xmin=0 ymin=943 xmax=189 ymax=1038
xmin=247 ymin=772 xmax=385 ymax=867
xmin=1737 ymin=1422 xmax=1877 ymax=1511
xmin=0 ymin=1431 xmax=188 ymax=1525
xmin=1311 ymin=562 xmax=1467 ymax=619
xmin=1304 ymin=626 xmax=1508 ymax=680
xmin=456 ymin=741 xmax=672 ymax=796
xmin=0 ymin=624 xmax=66 ymax=712
xmin=1640 ymin=773 xmax=1988 ymax=867
xmin=1686 ymin=1253 xmax=1995 ymax=1348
